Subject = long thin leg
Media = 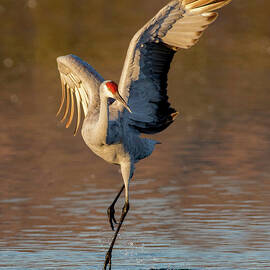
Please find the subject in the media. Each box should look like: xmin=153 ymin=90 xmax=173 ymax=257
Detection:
xmin=107 ymin=184 xmax=125 ymax=231
xmin=103 ymin=162 xmax=133 ymax=270
xmin=103 ymin=201 xmax=129 ymax=270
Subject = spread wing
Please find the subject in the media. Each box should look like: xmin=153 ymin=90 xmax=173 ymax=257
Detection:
xmin=56 ymin=54 xmax=104 ymax=135
xmin=117 ymin=0 xmax=231 ymax=134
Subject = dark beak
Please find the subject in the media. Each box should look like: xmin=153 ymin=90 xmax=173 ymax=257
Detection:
xmin=114 ymin=92 xmax=132 ymax=113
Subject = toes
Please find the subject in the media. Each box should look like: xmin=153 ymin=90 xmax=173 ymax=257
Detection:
xmin=112 ymin=211 xmax=117 ymax=224
xmin=107 ymin=206 xmax=117 ymax=231
xmin=109 ymin=218 xmax=114 ymax=231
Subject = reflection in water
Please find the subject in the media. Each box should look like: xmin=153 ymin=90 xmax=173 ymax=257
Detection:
xmin=1 ymin=0 xmax=270 ymax=269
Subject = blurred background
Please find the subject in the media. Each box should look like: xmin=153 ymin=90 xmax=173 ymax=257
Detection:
xmin=1 ymin=0 xmax=270 ymax=269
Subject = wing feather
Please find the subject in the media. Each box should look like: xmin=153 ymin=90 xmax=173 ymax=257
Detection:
xmin=56 ymin=77 xmax=66 ymax=116
xmin=56 ymin=54 xmax=104 ymax=135
xmin=61 ymin=83 xmax=70 ymax=123
xmin=117 ymin=0 xmax=231 ymax=134
xmin=74 ymin=90 xmax=82 ymax=135
xmin=188 ymin=0 xmax=231 ymax=14
xmin=162 ymin=0 xmax=231 ymax=49
xmin=66 ymin=89 xmax=75 ymax=128
xmin=185 ymin=0 xmax=217 ymax=9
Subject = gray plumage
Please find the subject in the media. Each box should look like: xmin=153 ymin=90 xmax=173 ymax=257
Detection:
xmin=55 ymin=0 xmax=231 ymax=268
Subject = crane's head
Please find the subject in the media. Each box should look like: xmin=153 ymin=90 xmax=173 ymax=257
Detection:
xmin=102 ymin=80 xmax=132 ymax=113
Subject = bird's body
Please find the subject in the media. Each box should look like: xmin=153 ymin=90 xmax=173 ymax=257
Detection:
xmin=55 ymin=0 xmax=232 ymax=268
xmin=81 ymin=95 xmax=158 ymax=166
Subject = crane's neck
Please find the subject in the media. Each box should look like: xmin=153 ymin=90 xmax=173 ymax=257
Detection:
xmin=95 ymin=91 xmax=109 ymax=145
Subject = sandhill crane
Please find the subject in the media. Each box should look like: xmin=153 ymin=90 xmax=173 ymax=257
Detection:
xmin=56 ymin=0 xmax=231 ymax=268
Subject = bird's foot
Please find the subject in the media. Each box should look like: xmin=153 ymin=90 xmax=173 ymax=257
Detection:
xmin=107 ymin=204 xmax=117 ymax=231
xmin=103 ymin=249 xmax=112 ymax=270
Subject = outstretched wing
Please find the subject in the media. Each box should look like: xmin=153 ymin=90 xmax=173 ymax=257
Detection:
xmin=56 ymin=54 xmax=104 ymax=135
xmin=117 ymin=0 xmax=231 ymax=134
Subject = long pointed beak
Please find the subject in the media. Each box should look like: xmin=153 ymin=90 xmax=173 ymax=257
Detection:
xmin=114 ymin=92 xmax=132 ymax=113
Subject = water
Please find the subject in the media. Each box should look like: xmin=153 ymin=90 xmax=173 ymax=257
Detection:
xmin=1 ymin=0 xmax=270 ymax=269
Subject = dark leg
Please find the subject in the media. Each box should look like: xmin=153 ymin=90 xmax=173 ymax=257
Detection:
xmin=107 ymin=184 xmax=125 ymax=231
xmin=104 ymin=201 xmax=129 ymax=270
